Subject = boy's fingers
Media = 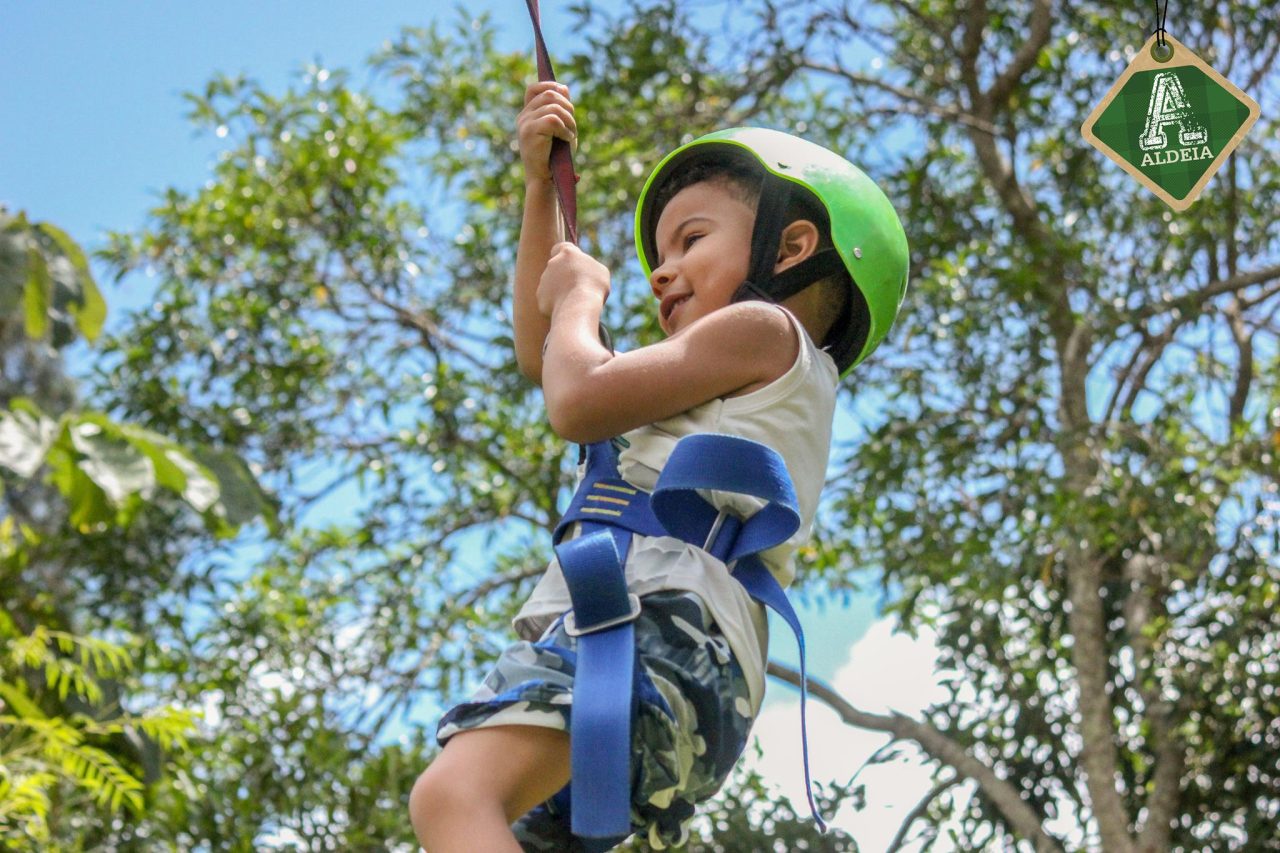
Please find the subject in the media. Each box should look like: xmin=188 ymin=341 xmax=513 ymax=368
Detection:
xmin=524 ymin=81 xmax=570 ymax=105
xmin=524 ymin=81 xmax=558 ymax=104
xmin=525 ymin=112 xmax=576 ymax=147
xmin=535 ymin=104 xmax=576 ymax=133
xmin=519 ymin=110 xmax=575 ymax=145
xmin=525 ymin=90 xmax=575 ymax=115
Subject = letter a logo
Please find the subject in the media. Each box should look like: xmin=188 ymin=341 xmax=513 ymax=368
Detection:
xmin=1139 ymin=71 xmax=1208 ymax=151
xmin=1082 ymin=33 xmax=1260 ymax=210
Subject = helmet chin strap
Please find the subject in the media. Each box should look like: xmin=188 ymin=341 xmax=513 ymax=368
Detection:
xmin=731 ymin=175 xmax=863 ymax=370
xmin=732 ymin=174 xmax=845 ymax=304
xmin=733 ymin=175 xmax=791 ymax=304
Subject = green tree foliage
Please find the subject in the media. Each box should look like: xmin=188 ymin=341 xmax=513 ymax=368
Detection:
xmin=0 ymin=212 xmax=267 ymax=848
xmin=739 ymin=0 xmax=1278 ymax=849
xmin=50 ymin=0 xmax=1280 ymax=850
xmin=0 ymin=614 xmax=195 ymax=848
xmin=0 ymin=207 xmax=106 ymax=354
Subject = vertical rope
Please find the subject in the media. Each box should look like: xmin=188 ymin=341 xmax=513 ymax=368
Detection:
xmin=524 ymin=0 xmax=579 ymax=245
xmin=522 ymin=2 xmax=612 ymax=459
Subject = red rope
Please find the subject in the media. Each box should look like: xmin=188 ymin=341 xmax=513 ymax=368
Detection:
xmin=524 ymin=0 xmax=611 ymax=353
xmin=524 ymin=0 xmax=579 ymax=245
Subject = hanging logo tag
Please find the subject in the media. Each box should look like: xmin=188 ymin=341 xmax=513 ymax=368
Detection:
xmin=1081 ymin=33 xmax=1260 ymax=211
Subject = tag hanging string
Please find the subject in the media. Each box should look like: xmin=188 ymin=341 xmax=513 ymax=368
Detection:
xmin=1153 ymin=0 xmax=1169 ymax=47
xmin=524 ymin=0 xmax=579 ymax=245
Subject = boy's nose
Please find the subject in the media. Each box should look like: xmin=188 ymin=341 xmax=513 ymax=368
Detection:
xmin=649 ymin=265 xmax=673 ymax=299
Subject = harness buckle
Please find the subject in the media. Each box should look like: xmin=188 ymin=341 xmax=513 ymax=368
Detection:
xmin=703 ymin=508 xmax=731 ymax=551
xmin=702 ymin=508 xmax=744 ymax=563
xmin=564 ymin=593 xmax=643 ymax=637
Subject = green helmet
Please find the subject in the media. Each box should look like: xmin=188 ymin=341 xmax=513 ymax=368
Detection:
xmin=635 ymin=127 xmax=909 ymax=375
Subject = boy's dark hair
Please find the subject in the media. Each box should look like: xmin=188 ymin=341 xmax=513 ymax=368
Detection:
xmin=651 ymin=160 xmax=852 ymax=350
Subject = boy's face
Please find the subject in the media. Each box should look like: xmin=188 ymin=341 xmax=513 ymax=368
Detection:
xmin=650 ymin=179 xmax=754 ymax=336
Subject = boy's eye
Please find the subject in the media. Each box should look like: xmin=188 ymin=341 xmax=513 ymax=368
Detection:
xmin=683 ymin=233 xmax=703 ymax=250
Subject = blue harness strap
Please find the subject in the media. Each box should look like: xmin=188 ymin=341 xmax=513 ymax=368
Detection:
xmin=653 ymin=434 xmax=827 ymax=834
xmin=551 ymin=439 xmax=659 ymax=849
xmin=551 ymin=433 xmax=826 ymax=847
xmin=553 ymin=528 xmax=637 ymax=849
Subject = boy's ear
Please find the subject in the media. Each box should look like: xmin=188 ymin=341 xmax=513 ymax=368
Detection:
xmin=774 ymin=220 xmax=821 ymax=272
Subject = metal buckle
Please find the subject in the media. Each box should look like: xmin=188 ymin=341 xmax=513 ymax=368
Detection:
xmin=703 ymin=509 xmax=731 ymax=551
xmin=564 ymin=593 xmax=642 ymax=637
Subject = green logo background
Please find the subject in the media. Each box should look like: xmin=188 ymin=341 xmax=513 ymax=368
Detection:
xmin=1089 ymin=66 xmax=1253 ymax=200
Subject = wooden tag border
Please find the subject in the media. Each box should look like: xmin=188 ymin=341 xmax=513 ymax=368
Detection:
xmin=1080 ymin=33 xmax=1261 ymax=211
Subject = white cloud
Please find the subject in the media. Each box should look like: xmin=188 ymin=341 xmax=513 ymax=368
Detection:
xmin=743 ymin=617 xmax=957 ymax=852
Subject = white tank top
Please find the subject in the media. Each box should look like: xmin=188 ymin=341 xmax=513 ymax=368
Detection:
xmin=514 ymin=306 xmax=839 ymax=713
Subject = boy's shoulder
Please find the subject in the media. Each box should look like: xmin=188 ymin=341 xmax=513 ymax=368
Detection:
xmin=700 ymin=299 xmax=794 ymax=336
xmin=692 ymin=302 xmax=800 ymax=398
xmin=693 ymin=299 xmax=797 ymax=349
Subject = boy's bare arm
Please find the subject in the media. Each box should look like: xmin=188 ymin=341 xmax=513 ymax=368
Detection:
xmin=513 ymin=179 xmax=563 ymax=384
xmin=513 ymin=82 xmax=576 ymax=385
xmin=537 ymin=244 xmax=797 ymax=444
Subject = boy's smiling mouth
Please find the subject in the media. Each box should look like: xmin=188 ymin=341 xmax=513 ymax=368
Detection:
xmin=660 ymin=292 xmax=691 ymax=325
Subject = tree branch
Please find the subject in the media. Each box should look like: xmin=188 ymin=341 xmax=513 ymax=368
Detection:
xmin=957 ymin=0 xmax=1046 ymax=245
xmin=1062 ymin=541 xmax=1135 ymax=853
xmin=797 ymin=60 xmax=1002 ymax=137
xmin=1238 ymin=280 xmax=1280 ymax=314
xmin=886 ymin=775 xmax=957 ymax=853
xmin=1130 ymin=264 xmax=1280 ymax=324
xmin=1225 ymin=298 xmax=1254 ymax=424
xmin=1116 ymin=323 xmax=1177 ymax=420
xmin=1101 ymin=328 xmax=1147 ymax=426
xmin=1136 ymin=709 xmax=1184 ymax=853
xmin=766 ymin=660 xmax=1065 ymax=851
xmin=987 ymin=0 xmax=1053 ymax=110
xmin=1121 ymin=551 xmax=1184 ymax=851
xmin=1107 ymin=267 xmax=1280 ymax=424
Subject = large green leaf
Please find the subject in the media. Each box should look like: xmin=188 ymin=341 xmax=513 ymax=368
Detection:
xmin=37 ymin=221 xmax=107 ymax=342
xmin=190 ymin=446 xmax=277 ymax=530
xmin=62 ymin=464 xmax=113 ymax=531
xmin=0 ymin=401 xmax=59 ymax=478
xmin=68 ymin=421 xmax=156 ymax=505
xmin=0 ymin=209 xmax=106 ymax=346
xmin=2 ymin=404 xmax=243 ymax=524
xmin=0 ymin=213 xmax=30 ymax=316
xmin=113 ymin=420 xmax=223 ymax=513
xmin=165 ymin=449 xmax=220 ymax=513
xmin=22 ymin=244 xmax=51 ymax=340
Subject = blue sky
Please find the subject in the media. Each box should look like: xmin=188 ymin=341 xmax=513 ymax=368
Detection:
xmin=4 ymin=4 xmax=936 ymax=846
xmin=3 ymin=2 xmax=526 ymax=293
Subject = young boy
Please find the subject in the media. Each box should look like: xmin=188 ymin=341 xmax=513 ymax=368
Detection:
xmin=409 ymin=81 xmax=908 ymax=852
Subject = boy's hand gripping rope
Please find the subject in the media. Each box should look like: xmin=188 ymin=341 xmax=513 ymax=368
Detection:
xmin=524 ymin=0 xmax=579 ymax=245
xmin=524 ymin=0 xmax=612 ymax=353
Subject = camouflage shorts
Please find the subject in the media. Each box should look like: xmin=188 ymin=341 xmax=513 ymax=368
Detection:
xmin=436 ymin=590 xmax=754 ymax=851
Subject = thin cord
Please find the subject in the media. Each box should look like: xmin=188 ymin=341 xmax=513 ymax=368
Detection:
xmin=1154 ymin=0 xmax=1169 ymax=46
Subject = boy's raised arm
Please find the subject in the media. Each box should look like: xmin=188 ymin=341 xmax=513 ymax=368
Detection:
xmin=513 ymin=179 xmax=562 ymax=384
xmin=513 ymin=82 xmax=576 ymax=385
